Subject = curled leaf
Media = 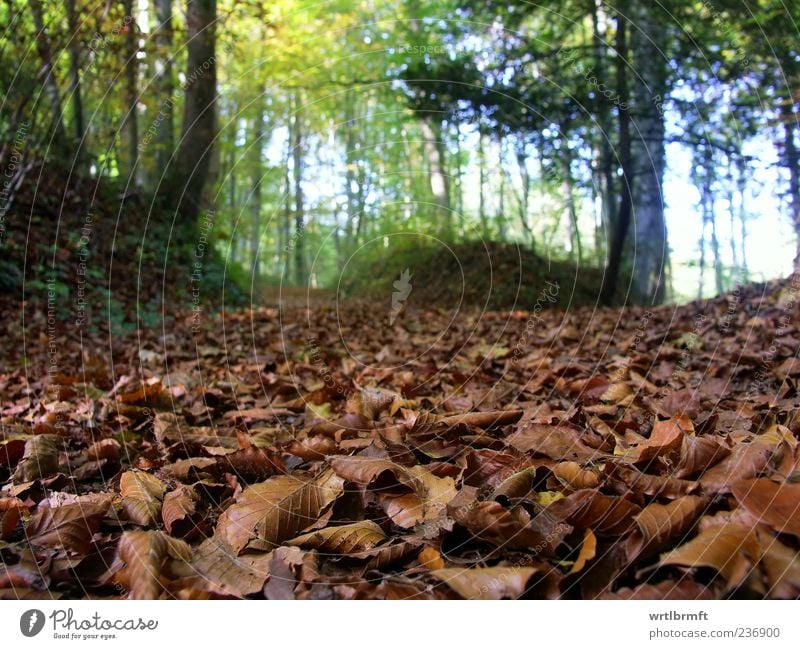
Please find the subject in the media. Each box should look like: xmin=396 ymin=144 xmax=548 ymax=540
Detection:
xmin=286 ymin=520 xmax=386 ymax=553
xmin=120 ymin=471 xmax=167 ymax=526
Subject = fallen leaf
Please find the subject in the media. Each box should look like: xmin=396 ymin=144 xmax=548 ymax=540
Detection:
xmin=286 ymin=520 xmax=386 ymax=553
xmin=659 ymin=523 xmax=760 ymax=589
xmin=120 ymin=471 xmax=167 ymax=526
xmin=732 ymin=479 xmax=800 ymax=538
xmin=24 ymin=498 xmax=111 ymax=554
xmin=13 ymin=436 xmax=61 ymax=483
xmin=215 ymin=470 xmax=344 ymax=553
xmin=431 ymin=567 xmax=545 ymax=599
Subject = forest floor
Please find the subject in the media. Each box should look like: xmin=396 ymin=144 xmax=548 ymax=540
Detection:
xmin=2 ymin=263 xmax=800 ymax=599
xmin=2 ymin=172 xmax=800 ymax=599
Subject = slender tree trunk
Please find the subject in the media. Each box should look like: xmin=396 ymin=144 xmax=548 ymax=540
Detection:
xmin=515 ymin=139 xmax=534 ymax=247
xmin=281 ymin=121 xmax=292 ymax=279
xmin=710 ymin=200 xmax=723 ymax=294
xmin=121 ymin=0 xmax=139 ymax=184
xmin=697 ymin=206 xmax=707 ymax=301
xmin=781 ymin=102 xmax=800 ymax=271
xmin=478 ymin=123 xmax=488 ymax=236
xmin=30 ymin=0 xmax=68 ymax=154
xmin=420 ymin=116 xmax=451 ymax=237
xmin=628 ymin=0 xmax=668 ymax=303
xmin=563 ymin=159 xmax=581 ymax=262
xmin=165 ymin=0 xmax=217 ymax=224
xmin=726 ymin=157 xmax=739 ymax=271
xmin=292 ymin=95 xmax=306 ymax=285
xmin=250 ymin=114 xmax=264 ymax=277
xmin=64 ymin=0 xmax=85 ymax=163
xmin=153 ymin=0 xmax=174 ymax=174
xmin=591 ymin=0 xmax=617 ymax=245
xmin=227 ymin=148 xmax=238 ymax=263
xmin=600 ymin=10 xmax=632 ymax=305
xmin=497 ymin=135 xmax=507 ymax=239
xmin=453 ymin=120 xmax=464 ymax=236
xmin=736 ymin=155 xmax=749 ymax=280
xmin=343 ymin=90 xmax=358 ymax=247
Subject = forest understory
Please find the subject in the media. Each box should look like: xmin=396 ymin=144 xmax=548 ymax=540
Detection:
xmin=2 ymin=265 xmax=799 ymax=600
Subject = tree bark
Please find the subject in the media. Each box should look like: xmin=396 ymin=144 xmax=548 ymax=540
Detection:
xmin=153 ymin=0 xmax=175 ymax=174
xmin=30 ymin=0 xmax=68 ymax=154
xmin=600 ymin=9 xmax=632 ymax=305
xmin=478 ymin=122 xmax=488 ymax=236
xmin=591 ymin=0 xmax=617 ymax=246
xmin=121 ymin=0 xmax=139 ymax=184
xmin=292 ymin=95 xmax=306 ymax=285
xmin=420 ymin=116 xmax=451 ymax=237
xmin=627 ymin=0 xmax=668 ymax=303
xmin=64 ymin=0 xmax=85 ymax=162
xmin=781 ymin=102 xmax=800 ymax=271
xmin=343 ymin=90 xmax=359 ymax=248
xmin=515 ymin=139 xmax=534 ymax=246
xmin=250 ymin=112 xmax=264 ymax=277
xmin=165 ymin=0 xmax=217 ymax=223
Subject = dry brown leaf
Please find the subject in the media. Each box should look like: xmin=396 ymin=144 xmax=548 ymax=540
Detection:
xmin=451 ymin=499 xmax=549 ymax=551
xmin=732 ymin=478 xmax=800 ymax=538
xmin=418 ymin=546 xmax=445 ymax=570
xmin=507 ymin=424 xmax=600 ymax=462
xmin=546 ymin=489 xmax=641 ymax=536
xmin=0 ymin=497 xmax=27 ymax=540
xmin=190 ymin=537 xmax=271 ymax=598
xmin=699 ymin=442 xmax=777 ymax=493
xmin=24 ymin=498 xmax=111 ymax=554
xmin=116 ymin=530 xmax=189 ymax=600
xmin=431 ymin=567 xmax=543 ymax=599
xmin=569 ymin=529 xmax=597 ymax=574
xmin=120 ymin=471 xmax=167 ymax=526
xmin=13 ymin=435 xmax=60 ymax=483
xmin=492 ymin=467 xmax=538 ymax=500
xmin=628 ymin=495 xmax=708 ymax=559
xmin=214 ymin=470 xmax=344 ymax=553
xmin=162 ymin=485 xmax=199 ymax=538
xmin=659 ymin=523 xmax=760 ymax=589
xmin=552 ymin=461 xmax=599 ymax=490
xmin=286 ymin=520 xmax=386 ymax=553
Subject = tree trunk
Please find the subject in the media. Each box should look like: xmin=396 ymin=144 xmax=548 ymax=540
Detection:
xmin=64 ymin=0 xmax=85 ymax=163
xmin=726 ymin=156 xmax=739 ymax=272
xmin=497 ymin=135 xmax=507 ymax=239
xmin=343 ymin=90 xmax=359 ymax=248
xmin=227 ymin=148 xmax=238 ymax=264
xmin=591 ymin=0 xmax=617 ymax=246
xmin=292 ymin=95 xmax=306 ymax=285
xmin=153 ymin=0 xmax=175 ymax=174
xmin=628 ymin=0 xmax=668 ymax=303
xmin=250 ymin=112 xmax=264 ymax=277
xmin=453 ymin=120 xmax=464 ymax=235
xmin=420 ymin=116 xmax=451 ymax=237
xmin=478 ymin=123 xmax=488 ymax=236
xmin=736 ymin=155 xmax=749 ymax=280
xmin=121 ymin=0 xmax=139 ymax=184
xmin=281 ymin=123 xmax=292 ymax=280
xmin=781 ymin=102 xmax=800 ymax=271
xmin=563 ymin=159 xmax=581 ymax=262
xmin=515 ymin=139 xmax=534 ymax=246
xmin=165 ymin=0 xmax=217 ymax=223
xmin=697 ymin=203 xmax=707 ymax=301
xmin=600 ymin=10 xmax=632 ymax=305
xmin=30 ymin=0 xmax=68 ymax=154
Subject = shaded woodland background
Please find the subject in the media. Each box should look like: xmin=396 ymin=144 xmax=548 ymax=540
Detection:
xmin=1 ymin=0 xmax=799 ymax=317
